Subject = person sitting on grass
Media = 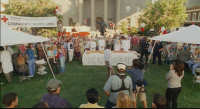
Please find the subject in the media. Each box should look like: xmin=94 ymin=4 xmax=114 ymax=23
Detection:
xmin=2 ymin=92 xmax=18 ymax=108
xmin=115 ymin=92 xmax=132 ymax=108
xmin=152 ymin=93 xmax=166 ymax=108
xmin=79 ymin=88 xmax=103 ymax=108
xmin=32 ymin=102 xmax=49 ymax=108
xmin=40 ymin=79 xmax=72 ymax=108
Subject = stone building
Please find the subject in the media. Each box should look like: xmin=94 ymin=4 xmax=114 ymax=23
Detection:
xmin=185 ymin=0 xmax=200 ymax=25
xmin=53 ymin=0 xmax=200 ymax=29
xmin=185 ymin=7 xmax=200 ymax=25
xmin=53 ymin=0 xmax=148 ymax=29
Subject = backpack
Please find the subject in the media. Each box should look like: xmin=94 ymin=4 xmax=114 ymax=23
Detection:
xmin=111 ymin=74 xmax=130 ymax=93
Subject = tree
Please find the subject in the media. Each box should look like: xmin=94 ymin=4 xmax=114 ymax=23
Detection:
xmin=119 ymin=20 xmax=138 ymax=35
xmin=139 ymin=0 xmax=187 ymax=33
xmin=3 ymin=0 xmax=63 ymax=37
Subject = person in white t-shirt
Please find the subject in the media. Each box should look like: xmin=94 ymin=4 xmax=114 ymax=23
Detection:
xmin=104 ymin=45 xmax=112 ymax=79
xmin=114 ymin=37 xmax=121 ymax=51
xmin=0 ymin=47 xmax=13 ymax=83
xmin=98 ymin=37 xmax=106 ymax=51
xmin=121 ymin=38 xmax=130 ymax=51
xmin=84 ymin=39 xmax=91 ymax=51
xmin=67 ymin=39 xmax=74 ymax=62
xmin=90 ymin=39 xmax=97 ymax=51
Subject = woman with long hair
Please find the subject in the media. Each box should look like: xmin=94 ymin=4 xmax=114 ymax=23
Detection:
xmin=166 ymin=60 xmax=184 ymax=108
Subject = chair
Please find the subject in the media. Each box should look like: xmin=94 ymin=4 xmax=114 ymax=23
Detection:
xmin=35 ymin=59 xmax=47 ymax=76
xmin=193 ymin=67 xmax=200 ymax=87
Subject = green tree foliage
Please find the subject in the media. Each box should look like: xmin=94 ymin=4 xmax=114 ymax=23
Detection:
xmin=3 ymin=0 xmax=62 ymax=37
xmin=120 ymin=20 xmax=138 ymax=35
xmin=139 ymin=0 xmax=187 ymax=33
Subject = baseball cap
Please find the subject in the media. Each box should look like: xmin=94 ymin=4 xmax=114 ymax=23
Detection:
xmin=47 ymin=79 xmax=62 ymax=91
xmin=117 ymin=63 xmax=126 ymax=71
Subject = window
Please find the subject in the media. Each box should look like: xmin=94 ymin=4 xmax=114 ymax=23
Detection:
xmin=187 ymin=13 xmax=191 ymax=21
xmin=192 ymin=13 xmax=197 ymax=21
xmin=198 ymin=12 xmax=200 ymax=21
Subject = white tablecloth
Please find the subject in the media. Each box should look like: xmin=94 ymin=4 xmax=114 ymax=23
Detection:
xmin=82 ymin=51 xmax=140 ymax=66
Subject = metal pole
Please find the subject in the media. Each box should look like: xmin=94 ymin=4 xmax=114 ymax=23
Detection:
xmin=148 ymin=40 xmax=157 ymax=63
xmin=41 ymin=43 xmax=56 ymax=79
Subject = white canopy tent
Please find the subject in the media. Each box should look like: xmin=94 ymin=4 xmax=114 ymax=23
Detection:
xmin=1 ymin=23 xmax=49 ymax=46
xmin=0 ymin=23 xmax=57 ymax=79
xmin=150 ymin=25 xmax=200 ymax=44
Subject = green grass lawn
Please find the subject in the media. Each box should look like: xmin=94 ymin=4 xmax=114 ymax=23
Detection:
xmin=0 ymin=61 xmax=200 ymax=108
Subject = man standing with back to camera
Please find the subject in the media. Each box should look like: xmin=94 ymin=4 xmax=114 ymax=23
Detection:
xmin=152 ymin=41 xmax=163 ymax=65
xmin=139 ymin=37 xmax=149 ymax=64
xmin=103 ymin=63 xmax=133 ymax=108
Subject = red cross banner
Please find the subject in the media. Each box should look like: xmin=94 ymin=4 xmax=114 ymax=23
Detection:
xmin=0 ymin=14 xmax=58 ymax=27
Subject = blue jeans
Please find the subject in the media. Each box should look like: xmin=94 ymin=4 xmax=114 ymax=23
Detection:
xmin=186 ymin=60 xmax=194 ymax=69
xmin=27 ymin=59 xmax=35 ymax=76
xmin=192 ymin=62 xmax=200 ymax=75
xmin=59 ymin=56 xmax=66 ymax=73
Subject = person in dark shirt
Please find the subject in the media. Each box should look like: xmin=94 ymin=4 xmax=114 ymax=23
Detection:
xmin=126 ymin=59 xmax=147 ymax=108
xmin=153 ymin=41 xmax=163 ymax=65
xmin=40 ymin=79 xmax=72 ymax=108
xmin=139 ymin=37 xmax=149 ymax=64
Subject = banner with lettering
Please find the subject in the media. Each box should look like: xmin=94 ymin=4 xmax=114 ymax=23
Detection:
xmin=0 ymin=14 xmax=57 ymax=27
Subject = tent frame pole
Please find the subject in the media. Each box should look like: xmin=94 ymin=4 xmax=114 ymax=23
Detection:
xmin=41 ymin=43 xmax=56 ymax=79
xmin=148 ymin=40 xmax=157 ymax=63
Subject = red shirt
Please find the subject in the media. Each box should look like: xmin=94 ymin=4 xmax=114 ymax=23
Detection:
xmin=131 ymin=37 xmax=139 ymax=46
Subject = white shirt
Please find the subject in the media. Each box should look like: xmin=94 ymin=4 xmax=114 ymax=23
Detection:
xmin=0 ymin=50 xmax=13 ymax=74
xmin=85 ymin=41 xmax=90 ymax=50
xmin=98 ymin=40 xmax=105 ymax=51
xmin=90 ymin=41 xmax=97 ymax=51
xmin=67 ymin=42 xmax=74 ymax=51
xmin=121 ymin=40 xmax=130 ymax=51
xmin=104 ymin=49 xmax=112 ymax=62
xmin=114 ymin=39 xmax=121 ymax=51
xmin=166 ymin=70 xmax=184 ymax=88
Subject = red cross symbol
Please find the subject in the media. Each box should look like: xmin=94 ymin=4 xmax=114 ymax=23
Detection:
xmin=1 ymin=16 xmax=8 ymax=23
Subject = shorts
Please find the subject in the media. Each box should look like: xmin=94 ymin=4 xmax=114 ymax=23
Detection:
xmin=132 ymin=86 xmax=147 ymax=102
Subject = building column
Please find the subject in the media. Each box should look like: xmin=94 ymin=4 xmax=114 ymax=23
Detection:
xmin=91 ymin=0 xmax=95 ymax=30
xmin=104 ymin=0 xmax=108 ymax=23
xmin=78 ymin=0 xmax=83 ymax=25
xmin=116 ymin=0 xmax=121 ymax=25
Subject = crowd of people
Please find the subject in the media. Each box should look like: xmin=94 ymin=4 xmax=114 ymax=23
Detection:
xmin=1 ymin=32 xmax=199 ymax=108
xmin=2 ymin=59 xmax=185 ymax=108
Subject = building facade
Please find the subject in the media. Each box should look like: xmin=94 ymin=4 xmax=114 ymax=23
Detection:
xmin=185 ymin=7 xmax=200 ymax=25
xmin=53 ymin=0 xmax=148 ymax=29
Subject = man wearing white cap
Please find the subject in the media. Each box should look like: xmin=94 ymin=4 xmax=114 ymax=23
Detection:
xmin=104 ymin=63 xmax=133 ymax=108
